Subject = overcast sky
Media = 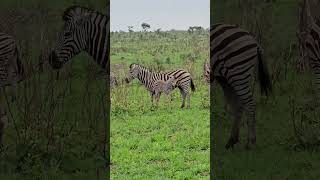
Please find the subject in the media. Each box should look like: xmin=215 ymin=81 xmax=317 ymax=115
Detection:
xmin=111 ymin=0 xmax=210 ymax=32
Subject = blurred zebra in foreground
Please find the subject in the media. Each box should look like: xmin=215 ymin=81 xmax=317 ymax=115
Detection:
xmin=0 ymin=33 xmax=25 ymax=145
xmin=49 ymin=6 xmax=109 ymax=73
xmin=125 ymin=63 xmax=195 ymax=108
xmin=211 ymin=23 xmax=272 ymax=149
xmin=302 ymin=0 xmax=320 ymax=101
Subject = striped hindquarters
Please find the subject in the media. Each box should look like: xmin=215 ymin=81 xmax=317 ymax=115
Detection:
xmin=166 ymin=69 xmax=195 ymax=92
xmin=0 ymin=33 xmax=23 ymax=86
xmin=210 ymin=23 xmax=271 ymax=95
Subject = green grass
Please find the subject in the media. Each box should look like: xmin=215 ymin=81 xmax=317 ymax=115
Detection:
xmin=212 ymin=0 xmax=320 ymax=179
xmin=110 ymin=30 xmax=210 ymax=179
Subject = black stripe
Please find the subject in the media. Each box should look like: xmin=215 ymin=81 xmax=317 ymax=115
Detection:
xmin=211 ymin=25 xmax=238 ymax=40
xmin=212 ymin=31 xmax=250 ymax=55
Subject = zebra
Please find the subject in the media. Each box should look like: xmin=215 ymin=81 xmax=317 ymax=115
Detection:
xmin=302 ymin=0 xmax=320 ymax=101
xmin=125 ymin=63 xmax=195 ymax=108
xmin=203 ymin=59 xmax=210 ymax=83
xmin=110 ymin=72 xmax=118 ymax=88
xmin=152 ymin=75 xmax=177 ymax=105
xmin=0 ymin=32 xmax=24 ymax=145
xmin=210 ymin=23 xmax=272 ymax=149
xmin=49 ymin=6 xmax=110 ymax=73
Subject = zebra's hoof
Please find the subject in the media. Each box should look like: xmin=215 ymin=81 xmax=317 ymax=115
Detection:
xmin=225 ymin=137 xmax=239 ymax=150
xmin=245 ymin=138 xmax=256 ymax=150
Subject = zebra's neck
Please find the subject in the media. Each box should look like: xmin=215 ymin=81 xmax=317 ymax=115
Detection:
xmin=137 ymin=67 xmax=156 ymax=89
xmin=86 ymin=13 xmax=109 ymax=70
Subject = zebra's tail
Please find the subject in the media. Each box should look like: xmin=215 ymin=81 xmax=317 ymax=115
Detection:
xmin=257 ymin=46 xmax=272 ymax=96
xmin=190 ymin=78 xmax=195 ymax=92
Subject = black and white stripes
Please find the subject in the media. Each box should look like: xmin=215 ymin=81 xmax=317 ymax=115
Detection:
xmin=0 ymin=32 xmax=24 ymax=144
xmin=0 ymin=33 xmax=24 ymax=87
xmin=303 ymin=0 xmax=320 ymax=99
xmin=49 ymin=6 xmax=110 ymax=71
xmin=125 ymin=63 xmax=195 ymax=108
xmin=210 ymin=23 xmax=272 ymax=149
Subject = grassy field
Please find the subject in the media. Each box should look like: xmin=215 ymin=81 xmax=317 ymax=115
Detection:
xmin=0 ymin=1 xmax=109 ymax=179
xmin=212 ymin=0 xmax=320 ymax=179
xmin=110 ymin=30 xmax=210 ymax=179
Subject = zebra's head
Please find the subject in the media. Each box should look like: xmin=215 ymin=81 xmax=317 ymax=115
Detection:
xmin=125 ymin=63 xmax=140 ymax=83
xmin=49 ymin=6 xmax=92 ymax=69
xmin=165 ymin=75 xmax=177 ymax=92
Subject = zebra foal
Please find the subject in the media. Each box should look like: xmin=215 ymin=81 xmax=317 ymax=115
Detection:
xmin=152 ymin=76 xmax=176 ymax=105
xmin=0 ymin=33 xmax=24 ymax=145
xmin=211 ymin=23 xmax=272 ymax=149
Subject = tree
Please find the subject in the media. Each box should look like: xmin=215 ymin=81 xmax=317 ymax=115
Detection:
xmin=141 ymin=23 xmax=150 ymax=32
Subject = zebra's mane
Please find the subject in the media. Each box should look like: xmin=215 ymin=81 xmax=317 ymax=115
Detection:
xmin=62 ymin=6 xmax=107 ymax=22
xmin=130 ymin=63 xmax=159 ymax=74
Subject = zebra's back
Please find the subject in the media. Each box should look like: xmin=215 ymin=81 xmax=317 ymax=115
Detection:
xmin=211 ymin=24 xmax=259 ymax=79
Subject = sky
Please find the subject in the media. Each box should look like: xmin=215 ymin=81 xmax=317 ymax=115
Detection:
xmin=111 ymin=0 xmax=210 ymax=32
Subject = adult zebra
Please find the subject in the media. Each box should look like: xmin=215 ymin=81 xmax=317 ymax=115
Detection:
xmin=125 ymin=63 xmax=195 ymax=108
xmin=49 ymin=6 xmax=109 ymax=72
xmin=302 ymin=0 xmax=320 ymax=100
xmin=0 ymin=33 xmax=24 ymax=145
xmin=210 ymin=23 xmax=272 ymax=149
xmin=48 ymin=6 xmax=110 ymax=166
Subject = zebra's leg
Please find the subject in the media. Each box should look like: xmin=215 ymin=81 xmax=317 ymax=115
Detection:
xmin=7 ymin=66 xmax=17 ymax=102
xmin=220 ymin=79 xmax=242 ymax=149
xmin=0 ymin=88 xmax=8 ymax=146
xmin=156 ymin=92 xmax=161 ymax=107
xmin=179 ymin=88 xmax=186 ymax=108
xmin=187 ymin=92 xmax=191 ymax=108
xmin=237 ymin=90 xmax=256 ymax=149
xmin=150 ymin=92 xmax=154 ymax=106
xmin=311 ymin=62 xmax=320 ymax=105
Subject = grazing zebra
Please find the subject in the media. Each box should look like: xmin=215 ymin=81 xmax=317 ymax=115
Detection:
xmin=125 ymin=63 xmax=195 ymax=108
xmin=0 ymin=33 xmax=24 ymax=145
xmin=49 ymin=6 xmax=110 ymax=72
xmin=302 ymin=0 xmax=320 ymax=100
xmin=153 ymin=75 xmax=176 ymax=105
xmin=210 ymin=23 xmax=272 ymax=149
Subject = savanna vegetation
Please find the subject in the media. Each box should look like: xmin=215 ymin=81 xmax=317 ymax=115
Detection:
xmin=212 ymin=0 xmax=320 ymax=179
xmin=0 ymin=1 xmax=109 ymax=179
xmin=110 ymin=27 xmax=210 ymax=179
